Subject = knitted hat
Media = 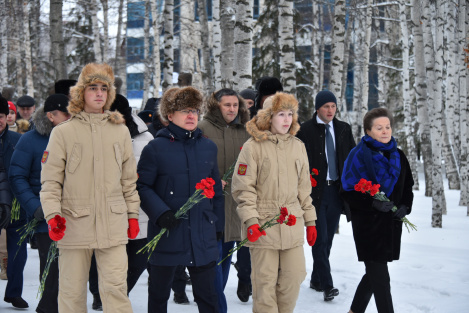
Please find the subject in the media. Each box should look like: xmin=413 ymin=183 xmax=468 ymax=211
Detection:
xmin=158 ymin=87 xmax=203 ymax=123
xmin=315 ymin=90 xmax=337 ymax=110
xmin=0 ymin=96 xmax=8 ymax=115
xmin=246 ymin=92 xmax=300 ymax=141
xmin=17 ymin=95 xmax=35 ymax=107
xmin=68 ymin=63 xmax=116 ymax=116
xmin=240 ymin=89 xmax=256 ymax=102
xmin=44 ymin=94 xmax=69 ymax=113
xmin=144 ymin=97 xmax=160 ymax=112
xmin=55 ymin=79 xmax=78 ymax=96
xmin=8 ymin=101 xmax=16 ymax=114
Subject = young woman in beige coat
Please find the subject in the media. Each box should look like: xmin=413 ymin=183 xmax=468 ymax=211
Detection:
xmin=231 ymin=92 xmax=317 ymax=313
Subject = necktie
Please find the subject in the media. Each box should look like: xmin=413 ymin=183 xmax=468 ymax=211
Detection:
xmin=325 ymin=124 xmax=338 ymax=180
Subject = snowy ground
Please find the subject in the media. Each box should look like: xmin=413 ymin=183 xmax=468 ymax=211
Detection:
xmin=1 ymin=170 xmax=469 ymax=312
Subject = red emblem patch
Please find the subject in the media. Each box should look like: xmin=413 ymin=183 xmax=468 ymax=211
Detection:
xmin=41 ymin=151 xmax=49 ymax=164
xmin=238 ymin=164 xmax=247 ymax=175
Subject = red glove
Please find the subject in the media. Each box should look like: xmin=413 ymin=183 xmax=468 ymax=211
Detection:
xmin=48 ymin=215 xmax=66 ymax=241
xmin=306 ymin=226 xmax=317 ymax=246
xmin=247 ymin=224 xmax=266 ymax=242
xmin=127 ymin=218 xmax=140 ymax=239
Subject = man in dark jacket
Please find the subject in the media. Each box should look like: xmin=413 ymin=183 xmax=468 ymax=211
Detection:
xmin=0 ymin=96 xmax=26 ymax=308
xmin=296 ymin=90 xmax=356 ymax=302
xmin=137 ymin=86 xmax=224 ymax=313
xmin=9 ymin=94 xmax=70 ymax=313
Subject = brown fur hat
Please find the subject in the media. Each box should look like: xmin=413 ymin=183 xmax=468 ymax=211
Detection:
xmin=204 ymin=89 xmax=250 ymax=125
xmin=246 ymin=92 xmax=300 ymax=141
xmin=158 ymin=86 xmax=203 ymax=123
xmin=68 ymin=63 xmax=116 ymax=116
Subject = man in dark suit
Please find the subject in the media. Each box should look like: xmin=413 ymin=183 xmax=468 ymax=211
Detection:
xmin=296 ymin=90 xmax=356 ymax=302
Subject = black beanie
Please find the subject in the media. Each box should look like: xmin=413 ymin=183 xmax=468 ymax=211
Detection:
xmin=240 ymin=89 xmax=256 ymax=101
xmin=253 ymin=77 xmax=283 ymax=116
xmin=44 ymin=94 xmax=70 ymax=113
xmin=111 ymin=94 xmax=131 ymax=117
xmin=315 ymin=90 xmax=337 ymax=110
xmin=0 ymin=96 xmax=8 ymax=115
xmin=55 ymin=79 xmax=77 ymax=96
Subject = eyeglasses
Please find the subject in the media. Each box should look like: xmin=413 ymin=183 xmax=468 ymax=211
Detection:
xmin=177 ymin=109 xmax=200 ymax=115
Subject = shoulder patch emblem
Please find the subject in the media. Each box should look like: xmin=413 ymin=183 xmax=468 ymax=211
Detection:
xmin=238 ymin=164 xmax=248 ymax=175
xmin=41 ymin=151 xmax=49 ymax=164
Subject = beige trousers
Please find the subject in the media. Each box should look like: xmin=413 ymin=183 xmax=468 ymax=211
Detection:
xmin=250 ymin=245 xmax=306 ymax=313
xmin=0 ymin=229 xmax=6 ymax=255
xmin=58 ymin=245 xmax=132 ymax=313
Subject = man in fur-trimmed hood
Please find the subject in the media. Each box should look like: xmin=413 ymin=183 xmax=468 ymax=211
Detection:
xmin=40 ymin=63 xmax=140 ymax=313
xmin=198 ymin=88 xmax=251 ymax=308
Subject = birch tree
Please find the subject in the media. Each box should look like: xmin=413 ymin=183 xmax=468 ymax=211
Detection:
xmin=233 ymin=0 xmax=253 ymax=91
xmin=311 ymin=1 xmax=322 ymax=95
xmin=50 ymin=0 xmax=67 ymax=80
xmin=100 ymin=0 xmax=110 ymax=63
xmin=277 ymin=0 xmax=295 ymax=94
xmin=329 ymin=0 xmax=347 ymax=112
xmin=115 ymin=0 xmax=127 ymax=95
xmin=197 ymin=0 xmax=214 ymax=93
xmin=162 ymin=0 xmax=174 ymax=91
xmin=90 ymin=0 xmax=103 ymax=63
xmin=220 ymin=0 xmax=236 ymax=88
xmin=212 ymin=0 xmax=222 ymax=89
xmin=422 ymin=0 xmax=445 ymax=227
xmin=150 ymin=0 xmax=161 ymax=96
xmin=411 ymin=0 xmax=432 ymax=196
xmin=0 ymin=0 xmax=7 ymax=87
xmin=22 ymin=2 xmax=34 ymax=96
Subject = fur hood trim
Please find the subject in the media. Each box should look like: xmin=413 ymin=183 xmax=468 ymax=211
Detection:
xmin=108 ymin=111 xmax=125 ymax=124
xmin=32 ymin=106 xmax=53 ymax=136
xmin=204 ymin=91 xmax=250 ymax=125
xmin=16 ymin=119 xmax=30 ymax=134
xmin=158 ymin=86 xmax=203 ymax=123
xmin=68 ymin=63 xmax=116 ymax=116
xmin=246 ymin=92 xmax=300 ymax=142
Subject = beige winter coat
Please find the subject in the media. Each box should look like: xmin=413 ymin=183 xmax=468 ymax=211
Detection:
xmin=231 ymin=127 xmax=317 ymax=250
xmin=198 ymin=94 xmax=250 ymax=242
xmin=40 ymin=111 xmax=140 ymax=249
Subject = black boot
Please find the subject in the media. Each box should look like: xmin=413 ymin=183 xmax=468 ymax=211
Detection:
xmin=4 ymin=296 xmax=29 ymax=309
xmin=323 ymin=287 xmax=339 ymax=301
xmin=237 ymin=281 xmax=250 ymax=303
xmin=173 ymin=292 xmax=189 ymax=304
xmin=92 ymin=294 xmax=103 ymax=311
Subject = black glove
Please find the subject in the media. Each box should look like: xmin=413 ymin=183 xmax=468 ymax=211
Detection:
xmin=0 ymin=204 xmax=11 ymax=229
xmin=372 ymin=200 xmax=394 ymax=213
xmin=394 ymin=205 xmax=408 ymax=219
xmin=34 ymin=206 xmax=45 ymax=221
xmin=157 ymin=211 xmax=178 ymax=229
xmin=216 ymin=232 xmax=224 ymax=242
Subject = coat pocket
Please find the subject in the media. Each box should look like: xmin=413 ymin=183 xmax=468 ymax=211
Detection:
xmin=62 ymin=204 xmax=94 ymax=243
xmin=258 ymin=158 xmax=271 ymax=185
xmin=108 ymin=200 xmax=128 ymax=240
xmin=67 ymin=143 xmax=82 ymax=174
xmin=113 ymin=143 xmax=123 ymax=173
xmin=202 ymin=210 xmax=217 ymax=250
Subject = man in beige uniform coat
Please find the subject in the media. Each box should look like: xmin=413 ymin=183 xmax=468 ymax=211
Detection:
xmin=40 ymin=63 xmax=140 ymax=313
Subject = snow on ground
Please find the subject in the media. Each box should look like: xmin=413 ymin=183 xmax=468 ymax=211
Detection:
xmin=1 ymin=171 xmax=469 ymax=312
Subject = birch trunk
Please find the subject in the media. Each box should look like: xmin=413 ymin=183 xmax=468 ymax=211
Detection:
xmin=91 ymin=0 xmax=102 ymax=63
xmin=115 ymin=0 xmax=127 ymax=95
xmin=310 ymin=1 xmax=321 ymax=96
xmin=198 ymin=0 xmax=214 ymax=93
xmin=329 ymin=0 xmax=346 ymax=112
xmin=150 ymin=0 xmax=161 ymax=97
xmin=340 ymin=10 xmax=353 ymax=120
xmin=212 ymin=0 xmax=222 ymax=89
xmin=142 ymin=1 xmax=151 ymax=108
xmin=0 ymin=0 xmax=6 ymax=87
xmin=411 ymin=0 xmax=432 ymax=197
xmin=22 ymin=2 xmax=34 ymax=96
xmin=14 ymin=1 xmax=24 ymax=94
xmin=233 ymin=0 xmax=253 ymax=91
xmin=352 ymin=0 xmax=372 ymax=141
xmin=459 ymin=0 xmax=469 ymax=208
xmin=398 ymin=0 xmax=418 ymax=190
xmin=376 ymin=5 xmax=389 ymax=107
xmin=162 ymin=0 xmax=174 ymax=91
xmin=50 ymin=0 xmax=67 ymax=80
xmin=101 ymin=0 xmax=109 ymax=63
xmin=422 ymin=0 xmax=445 ymax=227
xmin=441 ymin=109 xmax=460 ymax=192
xmin=220 ymin=0 xmax=236 ymax=88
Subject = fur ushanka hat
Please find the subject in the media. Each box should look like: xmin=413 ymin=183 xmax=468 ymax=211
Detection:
xmin=246 ymin=92 xmax=300 ymax=142
xmin=158 ymin=86 xmax=203 ymax=123
xmin=68 ymin=63 xmax=116 ymax=116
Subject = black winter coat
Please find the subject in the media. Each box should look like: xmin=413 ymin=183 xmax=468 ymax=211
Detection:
xmin=296 ymin=113 xmax=356 ymax=220
xmin=340 ymin=148 xmax=414 ymax=262
xmin=0 ymin=126 xmax=21 ymax=209
xmin=137 ymin=122 xmax=224 ymax=267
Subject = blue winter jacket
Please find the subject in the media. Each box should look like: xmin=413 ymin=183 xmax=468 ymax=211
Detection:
xmin=137 ymin=122 xmax=224 ymax=267
xmin=9 ymin=107 xmax=52 ymax=233
xmin=0 ymin=126 xmax=22 ymax=216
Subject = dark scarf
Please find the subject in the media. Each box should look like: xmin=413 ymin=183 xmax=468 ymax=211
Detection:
xmin=341 ymin=135 xmax=401 ymax=197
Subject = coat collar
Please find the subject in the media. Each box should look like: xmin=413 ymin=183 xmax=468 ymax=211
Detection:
xmin=73 ymin=110 xmax=124 ymax=125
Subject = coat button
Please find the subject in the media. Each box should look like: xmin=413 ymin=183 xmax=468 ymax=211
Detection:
xmin=170 ymin=191 xmax=173 ymax=194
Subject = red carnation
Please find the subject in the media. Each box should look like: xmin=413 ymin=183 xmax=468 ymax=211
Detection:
xmin=310 ymin=175 xmax=317 ymax=187
xmin=370 ymin=183 xmax=380 ymax=196
xmin=202 ymin=188 xmax=215 ymax=199
xmin=277 ymin=214 xmax=286 ymax=224
xmin=312 ymin=168 xmax=319 ymax=175
xmin=280 ymin=207 xmax=288 ymax=217
xmin=286 ymin=214 xmax=296 ymax=226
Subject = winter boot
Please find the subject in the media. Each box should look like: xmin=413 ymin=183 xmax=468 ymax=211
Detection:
xmin=237 ymin=281 xmax=251 ymax=302
xmin=173 ymin=292 xmax=190 ymax=304
xmin=92 ymin=294 xmax=103 ymax=311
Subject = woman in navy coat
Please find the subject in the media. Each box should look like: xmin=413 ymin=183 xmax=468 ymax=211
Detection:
xmin=137 ymin=87 xmax=224 ymax=313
